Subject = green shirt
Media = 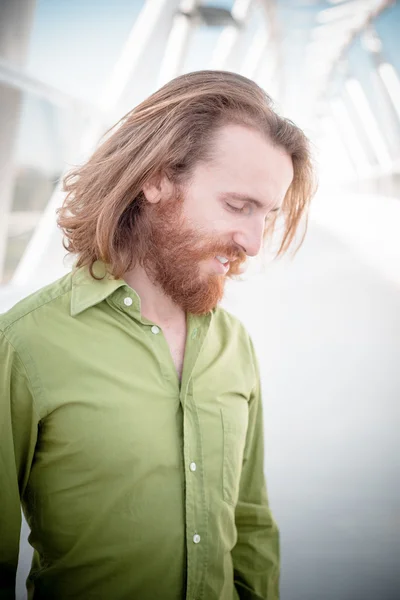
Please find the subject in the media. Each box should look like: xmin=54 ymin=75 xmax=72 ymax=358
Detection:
xmin=0 ymin=263 xmax=279 ymax=600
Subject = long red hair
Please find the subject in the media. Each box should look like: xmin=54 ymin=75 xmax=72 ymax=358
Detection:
xmin=58 ymin=70 xmax=317 ymax=279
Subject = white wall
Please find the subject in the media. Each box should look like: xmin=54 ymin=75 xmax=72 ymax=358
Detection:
xmin=224 ymin=190 xmax=400 ymax=600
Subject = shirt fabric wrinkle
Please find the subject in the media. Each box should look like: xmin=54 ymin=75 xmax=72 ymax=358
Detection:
xmin=0 ymin=262 xmax=279 ymax=600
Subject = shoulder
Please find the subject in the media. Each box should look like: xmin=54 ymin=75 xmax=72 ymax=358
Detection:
xmin=212 ymin=305 xmax=254 ymax=355
xmin=213 ymin=304 xmax=247 ymax=331
xmin=211 ymin=306 xmax=260 ymax=392
xmin=0 ymin=272 xmax=73 ymax=337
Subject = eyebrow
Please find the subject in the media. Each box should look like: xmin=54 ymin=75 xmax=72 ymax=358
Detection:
xmin=220 ymin=192 xmax=281 ymax=212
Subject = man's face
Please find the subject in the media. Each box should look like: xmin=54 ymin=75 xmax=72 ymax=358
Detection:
xmin=141 ymin=124 xmax=294 ymax=315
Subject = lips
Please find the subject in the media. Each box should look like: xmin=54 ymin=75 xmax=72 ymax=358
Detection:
xmin=213 ymin=257 xmax=230 ymax=274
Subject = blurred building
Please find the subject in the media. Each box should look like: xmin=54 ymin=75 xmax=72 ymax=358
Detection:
xmin=0 ymin=1 xmax=399 ymax=600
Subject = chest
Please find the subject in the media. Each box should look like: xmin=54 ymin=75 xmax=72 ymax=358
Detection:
xmin=28 ymin=333 xmax=251 ymax=562
xmin=162 ymin=325 xmax=187 ymax=379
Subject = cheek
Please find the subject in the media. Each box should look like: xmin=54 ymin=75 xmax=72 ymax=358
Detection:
xmin=209 ymin=203 xmax=236 ymax=231
xmin=182 ymin=189 xmax=236 ymax=237
xmin=209 ymin=210 xmax=238 ymax=235
xmin=184 ymin=204 xmax=230 ymax=235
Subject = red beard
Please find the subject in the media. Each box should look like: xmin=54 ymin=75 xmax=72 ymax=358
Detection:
xmin=132 ymin=195 xmax=247 ymax=315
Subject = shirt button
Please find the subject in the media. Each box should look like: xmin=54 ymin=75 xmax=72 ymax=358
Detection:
xmin=151 ymin=325 xmax=160 ymax=335
xmin=193 ymin=534 xmax=201 ymax=544
xmin=124 ymin=297 xmax=133 ymax=306
xmin=189 ymin=462 xmax=197 ymax=472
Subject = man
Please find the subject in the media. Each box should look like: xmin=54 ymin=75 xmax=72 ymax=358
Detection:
xmin=0 ymin=70 xmax=315 ymax=599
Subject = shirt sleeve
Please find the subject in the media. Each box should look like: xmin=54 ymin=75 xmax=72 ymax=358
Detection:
xmin=0 ymin=331 xmax=39 ymax=600
xmin=232 ymin=338 xmax=280 ymax=600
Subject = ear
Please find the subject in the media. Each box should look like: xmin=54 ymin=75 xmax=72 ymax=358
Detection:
xmin=142 ymin=173 xmax=174 ymax=204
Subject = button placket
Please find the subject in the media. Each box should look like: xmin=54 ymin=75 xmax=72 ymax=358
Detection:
xmin=183 ymin=381 xmax=209 ymax=600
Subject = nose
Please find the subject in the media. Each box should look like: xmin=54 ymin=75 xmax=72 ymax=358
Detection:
xmin=232 ymin=219 xmax=264 ymax=257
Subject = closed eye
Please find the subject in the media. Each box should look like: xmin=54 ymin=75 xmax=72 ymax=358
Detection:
xmin=225 ymin=202 xmax=253 ymax=215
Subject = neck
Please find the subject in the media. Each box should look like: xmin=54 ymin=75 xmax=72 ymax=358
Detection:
xmin=123 ymin=263 xmax=185 ymax=326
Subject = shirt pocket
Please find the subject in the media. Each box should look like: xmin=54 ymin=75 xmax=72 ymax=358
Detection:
xmin=221 ymin=403 xmax=249 ymax=507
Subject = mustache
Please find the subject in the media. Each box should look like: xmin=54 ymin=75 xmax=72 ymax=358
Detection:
xmin=199 ymin=242 xmax=247 ymax=264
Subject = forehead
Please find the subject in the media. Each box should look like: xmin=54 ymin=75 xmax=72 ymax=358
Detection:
xmin=202 ymin=124 xmax=294 ymax=204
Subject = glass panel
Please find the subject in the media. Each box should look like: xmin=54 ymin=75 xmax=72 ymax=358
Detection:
xmin=0 ymin=82 xmax=90 ymax=283
xmin=202 ymin=0 xmax=235 ymax=9
xmin=25 ymin=0 xmax=146 ymax=104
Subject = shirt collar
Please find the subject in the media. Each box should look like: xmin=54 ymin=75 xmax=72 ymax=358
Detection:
xmin=70 ymin=260 xmax=217 ymax=321
xmin=70 ymin=261 xmax=133 ymax=317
